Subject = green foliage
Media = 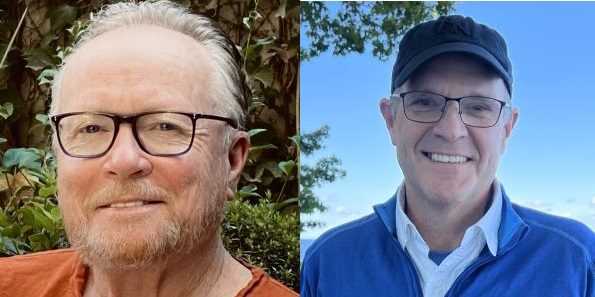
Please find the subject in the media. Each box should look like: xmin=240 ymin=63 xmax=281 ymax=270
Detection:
xmin=300 ymin=1 xmax=456 ymax=61
xmin=222 ymin=198 xmax=299 ymax=292
xmin=232 ymin=0 xmax=300 ymax=207
xmin=0 ymin=122 xmax=65 ymax=255
xmin=300 ymin=125 xmax=346 ymax=231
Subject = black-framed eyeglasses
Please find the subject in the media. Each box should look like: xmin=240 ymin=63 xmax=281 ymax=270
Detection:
xmin=391 ymin=91 xmax=511 ymax=128
xmin=51 ymin=111 xmax=237 ymax=158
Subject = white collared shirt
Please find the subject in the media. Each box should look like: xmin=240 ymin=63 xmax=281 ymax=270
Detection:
xmin=394 ymin=181 xmax=502 ymax=297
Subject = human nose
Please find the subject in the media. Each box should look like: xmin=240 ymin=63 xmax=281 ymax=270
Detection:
xmin=431 ymin=101 xmax=468 ymax=141
xmin=102 ymin=124 xmax=152 ymax=179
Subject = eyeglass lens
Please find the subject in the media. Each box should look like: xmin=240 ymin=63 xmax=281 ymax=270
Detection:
xmin=57 ymin=113 xmax=195 ymax=157
xmin=401 ymin=92 xmax=503 ymax=127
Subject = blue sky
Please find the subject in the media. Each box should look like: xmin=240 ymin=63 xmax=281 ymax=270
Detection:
xmin=301 ymin=1 xmax=595 ymax=239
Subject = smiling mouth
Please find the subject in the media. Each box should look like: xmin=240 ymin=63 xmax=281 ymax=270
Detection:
xmin=423 ymin=152 xmax=469 ymax=163
xmin=101 ymin=200 xmax=163 ymax=209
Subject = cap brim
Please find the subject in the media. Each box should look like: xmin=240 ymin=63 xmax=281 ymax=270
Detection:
xmin=392 ymin=42 xmax=512 ymax=93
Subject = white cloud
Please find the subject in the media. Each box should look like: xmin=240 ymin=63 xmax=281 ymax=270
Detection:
xmin=335 ymin=205 xmax=352 ymax=216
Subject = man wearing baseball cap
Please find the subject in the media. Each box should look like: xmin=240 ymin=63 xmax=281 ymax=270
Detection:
xmin=301 ymin=15 xmax=595 ymax=297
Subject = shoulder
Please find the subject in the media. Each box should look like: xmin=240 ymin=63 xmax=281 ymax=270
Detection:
xmin=303 ymin=213 xmax=383 ymax=262
xmin=0 ymin=248 xmax=82 ymax=271
xmin=514 ymin=203 xmax=595 ymax=242
xmin=237 ymin=265 xmax=298 ymax=297
xmin=0 ymin=248 xmax=86 ymax=296
xmin=513 ymin=203 xmax=595 ymax=256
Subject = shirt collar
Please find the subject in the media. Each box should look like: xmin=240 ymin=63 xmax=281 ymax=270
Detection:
xmin=475 ymin=180 xmax=502 ymax=256
xmin=395 ymin=184 xmax=416 ymax=250
xmin=394 ymin=180 xmax=502 ymax=256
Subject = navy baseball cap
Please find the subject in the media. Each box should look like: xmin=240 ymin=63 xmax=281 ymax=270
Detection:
xmin=391 ymin=15 xmax=512 ymax=95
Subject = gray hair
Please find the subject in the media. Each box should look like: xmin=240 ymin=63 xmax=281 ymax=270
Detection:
xmin=50 ymin=0 xmax=249 ymax=136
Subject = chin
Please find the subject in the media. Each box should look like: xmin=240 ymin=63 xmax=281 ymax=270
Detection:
xmin=69 ymin=218 xmax=184 ymax=269
xmin=421 ymin=179 xmax=475 ymax=204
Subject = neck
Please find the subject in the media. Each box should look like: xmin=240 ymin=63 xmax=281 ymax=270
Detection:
xmin=83 ymin=234 xmax=252 ymax=297
xmin=403 ymin=183 xmax=493 ymax=251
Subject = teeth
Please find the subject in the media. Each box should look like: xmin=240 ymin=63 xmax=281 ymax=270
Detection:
xmin=109 ymin=201 xmax=145 ymax=208
xmin=429 ymin=153 xmax=468 ymax=163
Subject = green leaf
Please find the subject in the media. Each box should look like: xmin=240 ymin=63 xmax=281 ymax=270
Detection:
xmin=254 ymin=36 xmax=276 ymax=46
xmin=235 ymin=184 xmax=262 ymax=199
xmin=49 ymin=4 xmax=77 ymax=31
xmin=289 ymin=135 xmax=299 ymax=147
xmin=1 ymin=236 xmax=18 ymax=255
xmin=241 ymin=184 xmax=257 ymax=193
xmin=247 ymin=100 xmax=266 ymax=114
xmin=28 ymin=233 xmax=50 ymax=250
xmin=38 ymin=185 xmax=56 ymax=198
xmin=38 ymin=68 xmax=57 ymax=85
xmin=241 ymin=172 xmax=261 ymax=183
xmin=249 ymin=144 xmax=277 ymax=153
xmin=20 ymin=205 xmax=55 ymax=233
xmin=248 ymin=128 xmax=267 ymax=137
xmin=66 ymin=20 xmax=87 ymax=40
xmin=23 ymin=47 xmax=57 ymax=71
xmin=0 ymin=209 xmax=8 ymax=226
xmin=272 ymin=197 xmax=299 ymax=212
xmin=0 ymin=102 xmax=14 ymax=119
xmin=278 ymin=160 xmax=296 ymax=176
xmin=2 ymin=148 xmax=42 ymax=170
xmin=244 ymin=36 xmax=276 ymax=61
xmin=243 ymin=10 xmax=263 ymax=29
xmin=28 ymin=113 xmax=51 ymax=134
xmin=35 ymin=114 xmax=49 ymax=125
xmin=0 ymin=88 xmax=24 ymax=124
xmin=49 ymin=206 xmax=62 ymax=223
xmin=253 ymin=68 xmax=274 ymax=87
xmin=40 ymin=33 xmax=59 ymax=47
xmin=4 ymin=222 xmax=21 ymax=238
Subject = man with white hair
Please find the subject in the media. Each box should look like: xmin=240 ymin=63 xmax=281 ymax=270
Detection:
xmin=0 ymin=1 xmax=297 ymax=296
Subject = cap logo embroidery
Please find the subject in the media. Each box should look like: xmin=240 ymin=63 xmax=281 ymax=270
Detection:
xmin=433 ymin=17 xmax=473 ymax=37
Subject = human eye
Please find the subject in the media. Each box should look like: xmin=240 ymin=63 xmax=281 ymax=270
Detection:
xmin=139 ymin=114 xmax=193 ymax=136
xmin=66 ymin=116 xmax=112 ymax=136
xmin=79 ymin=124 xmax=104 ymax=134
xmin=405 ymin=93 xmax=441 ymax=110
xmin=462 ymin=98 xmax=496 ymax=116
xmin=411 ymin=98 xmax=434 ymax=106
xmin=155 ymin=122 xmax=180 ymax=132
xmin=142 ymin=120 xmax=188 ymax=134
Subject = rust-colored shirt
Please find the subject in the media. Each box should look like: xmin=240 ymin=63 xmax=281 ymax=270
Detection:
xmin=0 ymin=249 xmax=297 ymax=297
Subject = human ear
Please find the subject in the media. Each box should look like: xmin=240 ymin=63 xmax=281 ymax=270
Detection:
xmin=500 ymin=106 xmax=519 ymax=153
xmin=226 ymin=130 xmax=250 ymax=200
xmin=380 ymin=98 xmax=398 ymax=146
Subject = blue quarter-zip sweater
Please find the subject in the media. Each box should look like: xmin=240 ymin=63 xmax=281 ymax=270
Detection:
xmin=301 ymin=186 xmax=595 ymax=296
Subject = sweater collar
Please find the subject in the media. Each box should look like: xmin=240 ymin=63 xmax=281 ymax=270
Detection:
xmin=373 ymin=183 xmax=529 ymax=254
